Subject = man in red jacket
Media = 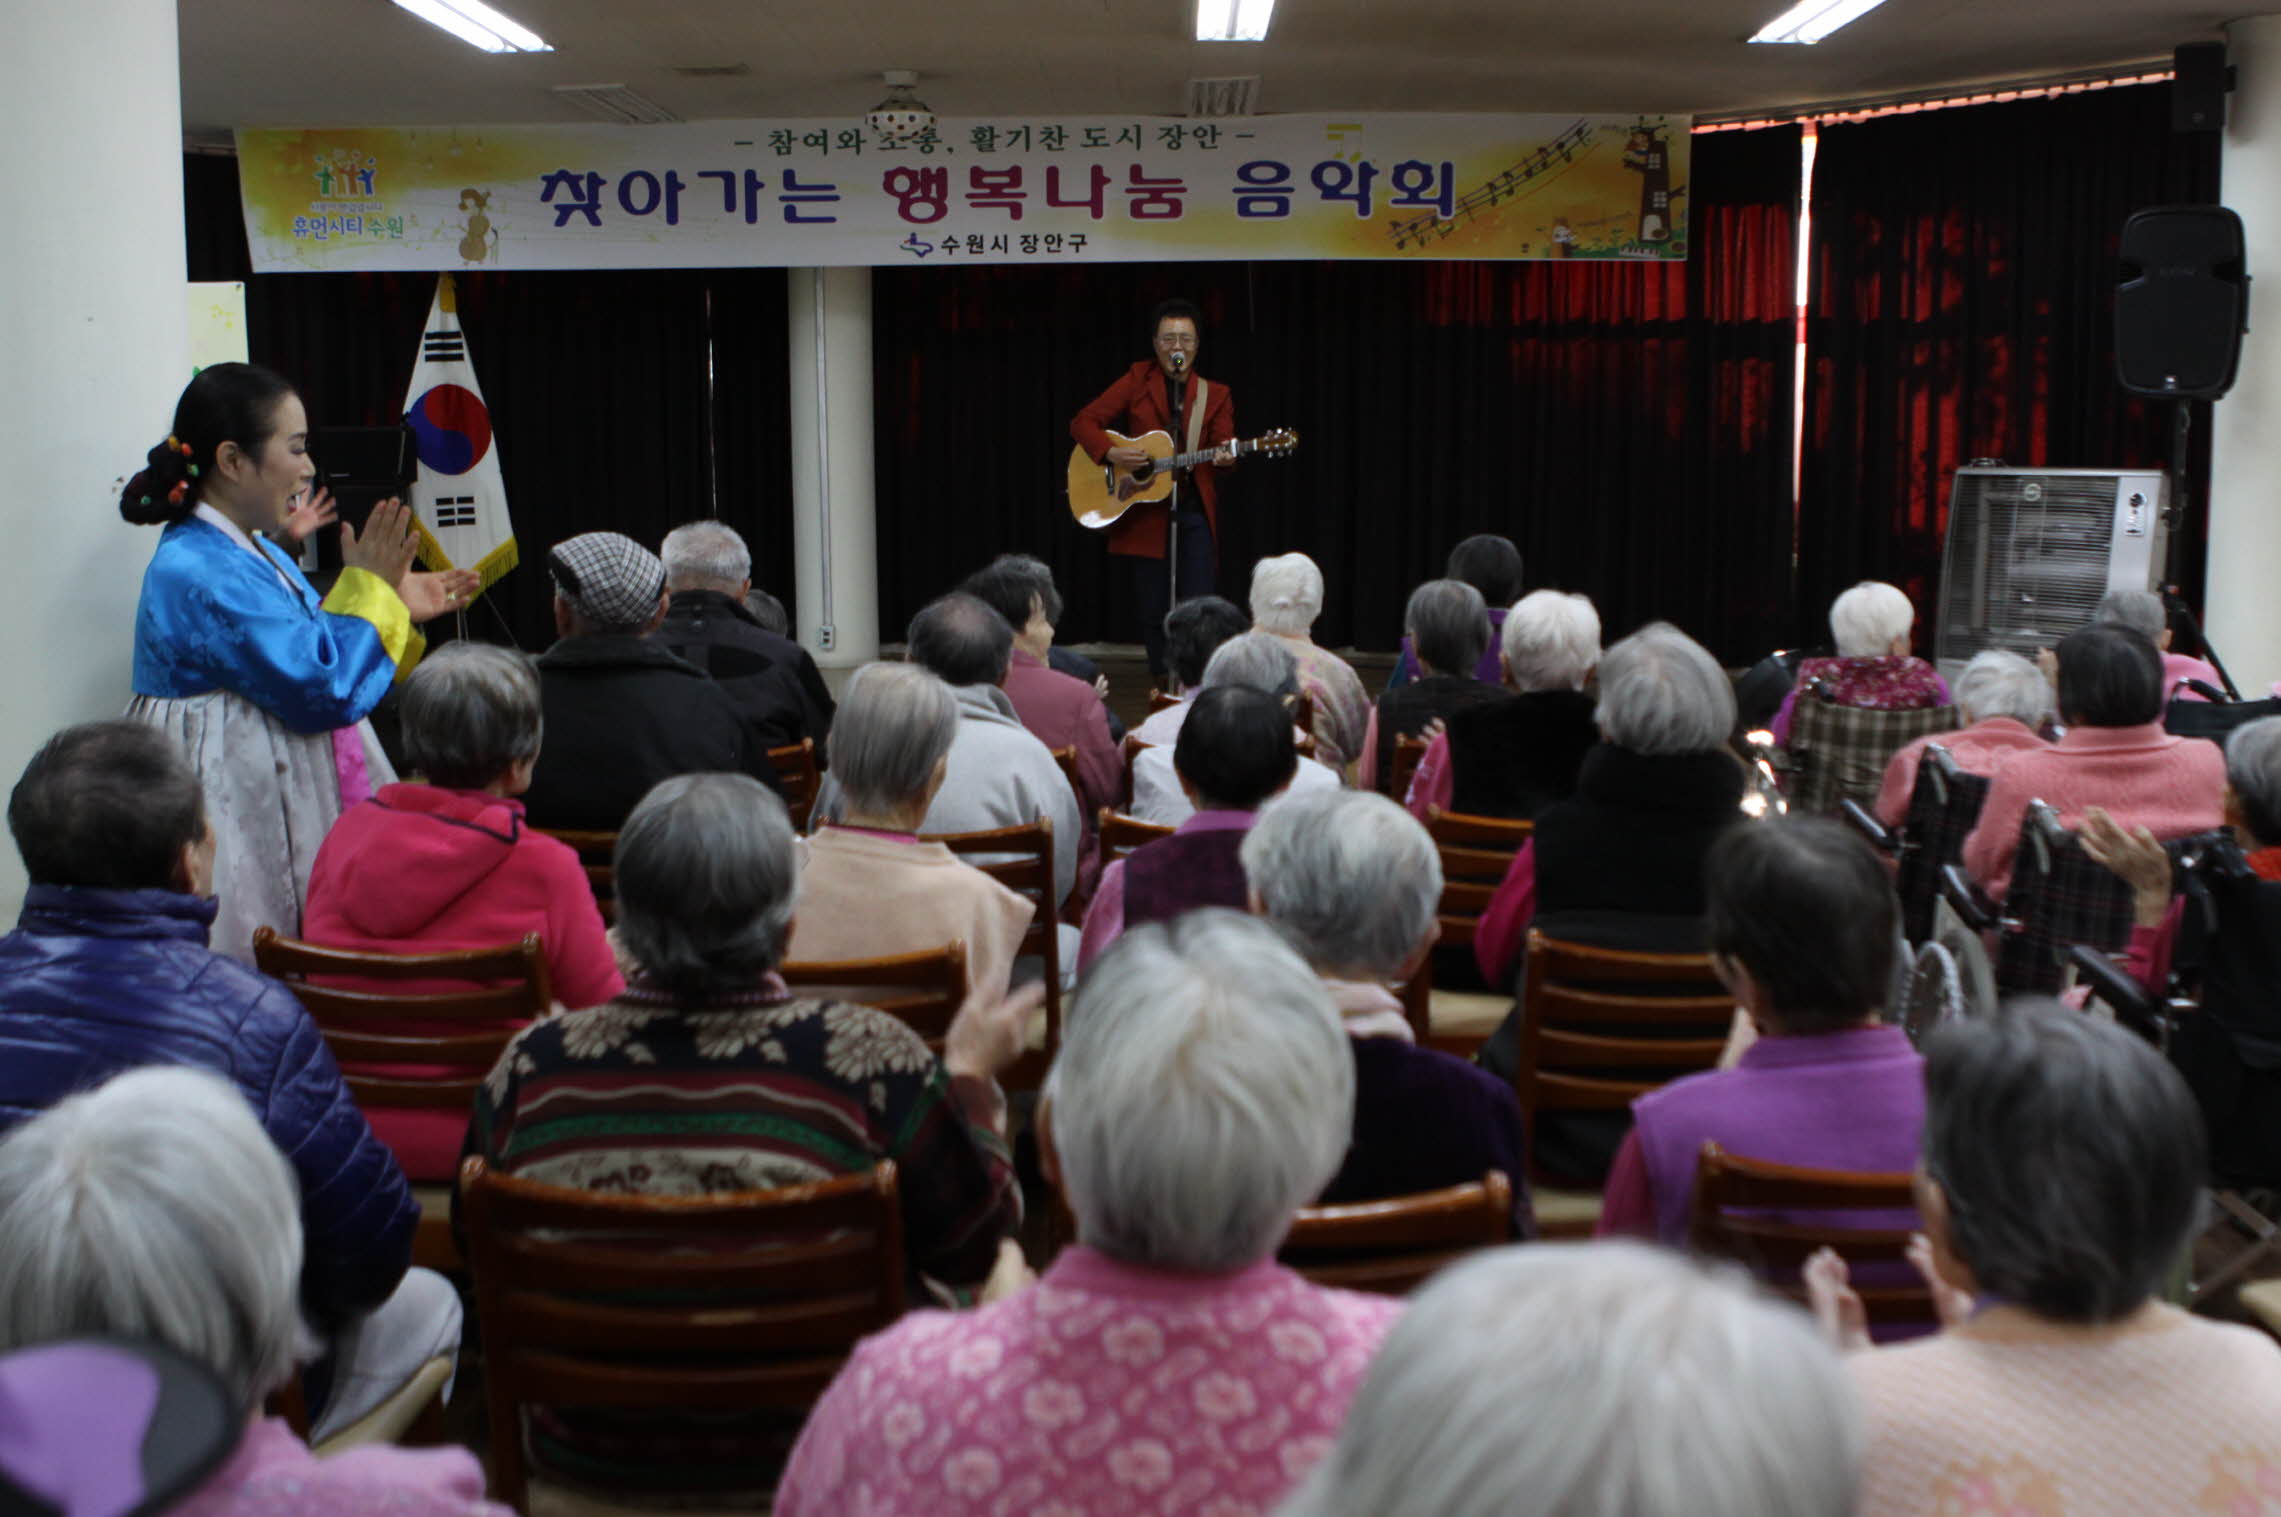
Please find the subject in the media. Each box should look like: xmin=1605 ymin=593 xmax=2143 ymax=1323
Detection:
xmin=1070 ymin=298 xmax=1237 ymax=676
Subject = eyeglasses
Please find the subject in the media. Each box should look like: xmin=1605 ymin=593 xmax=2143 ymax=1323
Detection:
xmin=1153 ymin=334 xmax=1198 ymax=347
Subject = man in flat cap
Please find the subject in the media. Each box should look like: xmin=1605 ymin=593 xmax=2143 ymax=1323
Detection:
xmin=520 ymin=531 xmax=782 ymax=830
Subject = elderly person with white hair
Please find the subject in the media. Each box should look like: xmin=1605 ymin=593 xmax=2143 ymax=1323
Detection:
xmin=1359 ymin=579 xmax=1506 ymax=793
xmin=1811 ymin=1005 xmax=2281 ymax=1517
xmin=1404 ymin=588 xmax=1601 ymax=823
xmin=2097 ymin=586 xmax=2223 ymax=702
xmin=302 ymin=641 xmax=622 ymax=1181
xmin=1771 ymin=579 xmax=1949 ymax=745
xmin=470 ymin=769 xmax=1029 ymax=1497
xmin=657 ymin=518 xmax=835 ymax=747
xmin=0 ymin=1066 xmax=509 ymax=1517
xmin=1872 ymin=648 xmax=2052 ymax=826
xmin=790 ymin=662 xmax=1035 ymax=1006
xmin=1252 ymin=551 xmax=1372 ymax=772
xmin=1244 ymin=790 xmax=1533 ymax=1235
xmin=775 ymin=912 xmax=1402 ymax=1517
xmin=1280 ymin=1243 xmax=1861 ymax=1517
xmin=1132 ymin=630 xmax=1340 ymax=826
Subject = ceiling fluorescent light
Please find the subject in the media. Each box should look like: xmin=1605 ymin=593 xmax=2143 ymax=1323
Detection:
xmin=1748 ymin=0 xmax=1888 ymax=44
xmin=392 ymin=0 xmax=553 ymax=53
xmin=1196 ymin=0 xmax=1275 ymax=43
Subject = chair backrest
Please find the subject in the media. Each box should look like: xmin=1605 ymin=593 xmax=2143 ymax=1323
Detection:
xmin=1147 ymin=688 xmax=1181 ymax=714
xmin=1423 ymin=807 xmax=1534 ymax=954
xmin=922 ymin=819 xmax=1060 ymax=1083
xmin=1388 ymin=732 xmax=1430 ymax=799
xmin=1893 ymin=745 xmax=1990 ymax=943
xmin=1048 ymin=744 xmax=1084 ymax=809
xmin=535 ymin=827 xmax=618 ymax=924
xmin=778 ymin=942 xmax=969 ymax=1050
xmin=250 ymin=929 xmax=552 ymax=1110
xmin=1513 ymin=930 xmax=1734 ymax=1159
xmin=1119 ymin=732 xmax=1152 ymax=807
xmin=768 ymin=738 xmax=822 ymax=831
xmin=1687 ymin=1143 xmax=1930 ymax=1327
xmin=460 ymin=1155 xmax=906 ymax=1515
xmin=1281 ymin=1172 xmax=1513 ymax=1296
xmin=1788 ymin=696 xmax=1959 ymax=815
xmin=1097 ymin=807 xmax=1176 ymax=875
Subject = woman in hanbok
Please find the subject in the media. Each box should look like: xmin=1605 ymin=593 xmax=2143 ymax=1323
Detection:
xmin=120 ymin=363 xmax=476 ymax=961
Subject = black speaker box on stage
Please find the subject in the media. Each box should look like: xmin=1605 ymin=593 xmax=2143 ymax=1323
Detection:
xmin=2115 ymin=205 xmax=2249 ymax=400
xmin=2174 ymin=42 xmax=2232 ymax=132
xmin=306 ymin=425 xmax=415 ymax=580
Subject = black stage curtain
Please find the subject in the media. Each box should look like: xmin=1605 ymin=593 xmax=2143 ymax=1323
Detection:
xmin=182 ymin=155 xmax=794 ymax=654
xmin=874 ymin=123 xmax=1802 ymax=662
xmin=1797 ymin=84 xmax=2221 ymax=645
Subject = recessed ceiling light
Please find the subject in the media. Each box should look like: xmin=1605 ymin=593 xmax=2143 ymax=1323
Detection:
xmin=1196 ymin=0 xmax=1275 ymax=43
xmin=391 ymin=0 xmax=553 ymax=53
xmin=1747 ymin=0 xmax=1888 ymax=44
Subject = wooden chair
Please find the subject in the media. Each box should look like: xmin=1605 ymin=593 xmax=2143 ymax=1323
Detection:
xmin=1281 ymin=1172 xmax=1514 ymax=1296
xmin=1405 ymin=808 xmax=1536 ymax=1056
xmin=1687 ymin=1143 xmax=1931 ymax=1330
xmin=1388 ymin=732 xmax=1430 ymax=800
xmin=923 ymin=819 xmax=1061 ymax=1087
xmin=1097 ymin=807 xmax=1176 ymax=875
xmin=460 ymin=1155 xmax=906 ymax=1515
xmin=1515 ymin=930 xmax=1735 ymax=1235
xmin=536 ymin=826 xmax=618 ymax=925
xmin=768 ymin=737 xmax=821 ymax=831
xmin=1119 ymin=732 xmax=1154 ymax=807
xmin=1147 ymin=688 xmax=1182 ymax=714
xmin=1049 ymin=744 xmax=1084 ymax=810
xmin=779 ymin=942 xmax=969 ymax=1051
xmin=251 ymin=928 xmax=554 ymax=1274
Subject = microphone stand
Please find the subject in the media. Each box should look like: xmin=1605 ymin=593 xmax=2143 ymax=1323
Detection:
xmin=1166 ymin=356 xmax=1186 ymax=638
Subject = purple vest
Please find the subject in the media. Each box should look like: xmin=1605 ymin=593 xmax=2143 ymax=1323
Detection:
xmin=1125 ymin=828 xmax=1252 ymax=928
xmin=1634 ymin=1024 xmax=1925 ymax=1245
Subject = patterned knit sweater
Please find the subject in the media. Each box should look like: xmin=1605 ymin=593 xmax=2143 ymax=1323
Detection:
xmin=1853 ymin=1304 xmax=2281 ymax=1517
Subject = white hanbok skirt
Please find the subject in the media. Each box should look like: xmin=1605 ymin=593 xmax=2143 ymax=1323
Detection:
xmin=127 ymin=690 xmax=395 ymax=963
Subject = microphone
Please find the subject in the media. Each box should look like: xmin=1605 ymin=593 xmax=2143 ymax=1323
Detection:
xmin=1170 ymin=349 xmax=1187 ymax=371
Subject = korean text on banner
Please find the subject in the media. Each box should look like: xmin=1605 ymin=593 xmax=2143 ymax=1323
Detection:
xmin=237 ymin=114 xmax=1690 ymax=272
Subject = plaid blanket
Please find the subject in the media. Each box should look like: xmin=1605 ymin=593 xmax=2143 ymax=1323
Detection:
xmin=1994 ymin=819 xmax=2233 ymax=994
xmin=1787 ymin=695 xmax=1960 ymax=815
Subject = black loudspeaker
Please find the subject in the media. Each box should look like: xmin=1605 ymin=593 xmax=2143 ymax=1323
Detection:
xmin=2174 ymin=42 xmax=2231 ymax=132
xmin=2116 ymin=205 xmax=2249 ymax=399
xmin=307 ymin=425 xmax=415 ymax=577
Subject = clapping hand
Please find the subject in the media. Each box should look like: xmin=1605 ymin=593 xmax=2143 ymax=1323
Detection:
xmin=945 ymin=979 xmax=1046 ymax=1085
xmin=341 ymin=499 xmax=481 ymax=622
xmin=2079 ymin=806 xmax=2175 ymax=927
xmin=282 ymin=485 xmax=341 ymax=546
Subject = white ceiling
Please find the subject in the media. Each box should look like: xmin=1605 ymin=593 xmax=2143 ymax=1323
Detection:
xmin=179 ymin=0 xmax=2231 ymax=133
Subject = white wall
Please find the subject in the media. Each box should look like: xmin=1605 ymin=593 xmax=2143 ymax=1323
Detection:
xmin=0 ymin=0 xmax=189 ymax=914
xmin=787 ymin=266 xmax=880 ymax=670
xmin=2212 ymin=14 xmax=2281 ymax=699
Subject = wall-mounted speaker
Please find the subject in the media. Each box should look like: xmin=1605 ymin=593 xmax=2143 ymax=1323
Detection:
xmin=2116 ymin=205 xmax=2248 ymax=400
xmin=2174 ymin=42 xmax=2232 ymax=132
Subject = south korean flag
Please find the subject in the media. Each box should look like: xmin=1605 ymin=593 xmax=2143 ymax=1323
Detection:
xmin=400 ymin=272 xmax=518 ymax=598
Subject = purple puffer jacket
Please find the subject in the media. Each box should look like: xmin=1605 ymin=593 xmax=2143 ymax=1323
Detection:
xmin=0 ymin=885 xmax=416 ymax=1332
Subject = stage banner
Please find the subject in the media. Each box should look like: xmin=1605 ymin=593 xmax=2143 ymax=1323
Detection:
xmin=401 ymin=273 xmax=518 ymax=598
xmin=235 ymin=113 xmax=1689 ymax=272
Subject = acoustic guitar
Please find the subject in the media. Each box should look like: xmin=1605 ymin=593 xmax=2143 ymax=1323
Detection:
xmin=1066 ymin=427 xmax=1299 ymax=529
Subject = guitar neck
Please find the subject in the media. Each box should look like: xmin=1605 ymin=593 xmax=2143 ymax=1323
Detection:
xmin=1166 ymin=439 xmax=1246 ymax=471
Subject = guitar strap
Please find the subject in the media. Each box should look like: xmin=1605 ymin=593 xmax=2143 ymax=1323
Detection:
xmin=1184 ymin=378 xmax=1209 ymax=456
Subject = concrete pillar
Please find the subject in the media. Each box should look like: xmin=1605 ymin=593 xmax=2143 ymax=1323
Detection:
xmin=2211 ymin=14 xmax=2281 ymax=698
xmin=0 ymin=0 xmax=189 ymax=915
xmin=786 ymin=267 xmax=880 ymax=670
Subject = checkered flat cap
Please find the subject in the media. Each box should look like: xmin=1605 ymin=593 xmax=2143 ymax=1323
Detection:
xmin=549 ymin=532 xmax=666 ymax=631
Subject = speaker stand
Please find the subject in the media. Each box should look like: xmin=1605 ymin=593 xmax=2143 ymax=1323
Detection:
xmin=2163 ymin=397 xmax=2244 ymax=700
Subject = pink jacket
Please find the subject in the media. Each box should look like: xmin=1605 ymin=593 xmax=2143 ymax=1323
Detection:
xmin=1961 ymin=723 xmax=2227 ymax=899
xmin=1003 ymin=649 xmax=1121 ymax=818
xmin=1873 ymin=717 xmax=2048 ymax=827
xmin=302 ymin=783 xmax=622 ymax=1180
xmin=174 ymin=1419 xmax=509 ymax=1517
